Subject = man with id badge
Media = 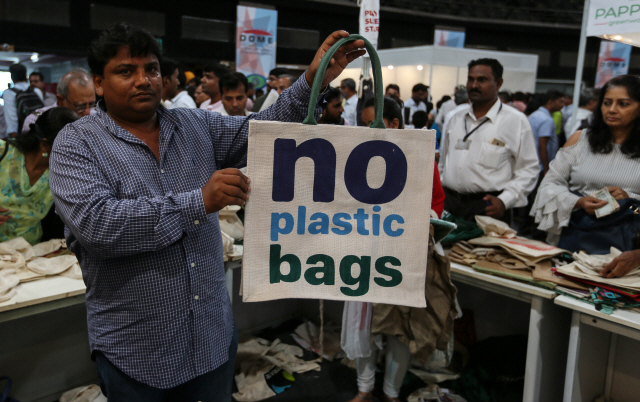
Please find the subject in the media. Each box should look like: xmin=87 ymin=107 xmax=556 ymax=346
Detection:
xmin=438 ymin=58 xmax=539 ymax=224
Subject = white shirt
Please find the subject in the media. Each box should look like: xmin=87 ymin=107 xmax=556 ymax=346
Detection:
xmin=2 ymin=81 xmax=29 ymax=136
xmin=342 ymin=94 xmax=358 ymax=128
xmin=199 ymin=99 xmax=224 ymax=113
xmin=438 ymin=98 xmax=539 ymax=209
xmin=435 ymin=99 xmax=456 ymax=128
xmin=564 ymin=107 xmax=592 ymax=136
xmin=168 ymin=90 xmax=196 ymax=109
xmin=403 ymin=97 xmax=427 ymax=128
xmin=34 ymin=87 xmax=57 ymax=107
xmin=442 ymin=103 xmax=470 ymax=136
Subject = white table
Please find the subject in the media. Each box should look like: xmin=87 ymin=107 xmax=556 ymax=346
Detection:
xmin=556 ymin=295 xmax=640 ymax=402
xmin=451 ymin=262 xmax=569 ymax=402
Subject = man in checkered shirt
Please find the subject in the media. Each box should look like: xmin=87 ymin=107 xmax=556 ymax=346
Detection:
xmin=49 ymin=22 xmax=366 ymax=400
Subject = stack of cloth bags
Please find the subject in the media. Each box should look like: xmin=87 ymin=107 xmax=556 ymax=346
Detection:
xmin=0 ymin=237 xmax=80 ymax=303
xmin=449 ymin=216 xmax=587 ymax=293
xmin=554 ymin=248 xmax=640 ymax=313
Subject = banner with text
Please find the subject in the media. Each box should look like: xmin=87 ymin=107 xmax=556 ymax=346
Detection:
xmin=242 ymin=121 xmax=435 ymax=307
xmin=595 ymin=40 xmax=632 ymax=87
xmin=236 ymin=6 xmax=278 ymax=91
xmin=359 ymin=0 xmax=380 ymax=49
xmin=587 ymin=0 xmax=640 ymax=37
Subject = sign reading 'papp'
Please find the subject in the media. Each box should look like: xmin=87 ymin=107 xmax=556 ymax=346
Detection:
xmin=242 ymin=121 xmax=435 ymax=307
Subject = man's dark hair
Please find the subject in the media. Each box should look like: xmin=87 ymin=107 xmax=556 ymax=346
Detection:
xmin=385 ymin=84 xmax=400 ymax=93
xmin=341 ymin=78 xmax=356 ymax=92
xmin=177 ymin=69 xmax=187 ymax=89
xmin=436 ymin=95 xmax=451 ymax=110
xmin=540 ymin=89 xmax=564 ymax=105
xmin=412 ymin=83 xmax=428 ymax=93
xmin=468 ymin=58 xmax=504 ymax=81
xmin=203 ymin=63 xmax=230 ymax=79
xmin=513 ymin=91 xmax=527 ymax=102
xmin=323 ymin=87 xmax=342 ymax=110
xmin=160 ymin=58 xmax=178 ymax=79
xmin=499 ymin=91 xmax=512 ymax=103
xmin=88 ymin=22 xmax=162 ymax=76
xmin=363 ymin=96 xmax=404 ymax=129
xmin=219 ymin=72 xmax=249 ymax=95
xmin=269 ymin=67 xmax=290 ymax=77
xmin=589 ymin=75 xmax=640 ymax=158
xmin=9 ymin=63 xmax=27 ymax=82
xmin=29 ymin=71 xmax=45 ymax=82
xmin=412 ymin=110 xmax=429 ymax=129
xmin=579 ymin=88 xmax=598 ymax=107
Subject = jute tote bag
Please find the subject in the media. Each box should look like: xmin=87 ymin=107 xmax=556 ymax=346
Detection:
xmin=242 ymin=35 xmax=436 ymax=307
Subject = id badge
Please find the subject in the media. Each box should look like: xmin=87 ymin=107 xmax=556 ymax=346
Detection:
xmin=455 ymin=139 xmax=470 ymax=150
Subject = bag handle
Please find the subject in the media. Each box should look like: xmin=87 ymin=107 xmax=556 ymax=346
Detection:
xmin=302 ymin=34 xmax=385 ymax=129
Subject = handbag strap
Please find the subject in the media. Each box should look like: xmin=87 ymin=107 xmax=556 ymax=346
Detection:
xmin=302 ymin=34 xmax=385 ymax=129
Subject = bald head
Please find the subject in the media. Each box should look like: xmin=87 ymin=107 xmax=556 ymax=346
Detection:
xmin=56 ymin=68 xmax=96 ymax=117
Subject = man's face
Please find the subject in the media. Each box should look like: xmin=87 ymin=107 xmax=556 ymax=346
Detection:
xmin=93 ymin=46 xmax=161 ymax=123
xmin=548 ymin=97 xmax=565 ymax=113
xmin=163 ymin=68 xmax=180 ymax=100
xmin=467 ymin=65 xmax=502 ymax=104
xmin=276 ymin=77 xmax=291 ymax=95
xmin=201 ymin=71 xmax=220 ymax=97
xmin=385 ymin=88 xmax=399 ymax=98
xmin=322 ymin=97 xmax=344 ymax=123
xmin=57 ymin=81 xmax=97 ymax=117
xmin=266 ymin=74 xmax=277 ymax=91
xmin=222 ymin=85 xmax=248 ymax=116
xmin=340 ymin=81 xmax=350 ymax=97
xmin=412 ymin=90 xmax=426 ymax=103
xmin=194 ymin=84 xmax=209 ymax=107
xmin=29 ymin=75 xmax=45 ymax=90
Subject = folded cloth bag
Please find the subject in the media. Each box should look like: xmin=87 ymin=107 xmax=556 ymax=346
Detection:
xmin=60 ymin=385 xmax=106 ymax=402
xmin=475 ymin=216 xmax=517 ymax=238
xmin=31 ymin=239 xmax=64 ymax=258
xmin=0 ymin=237 xmax=34 ymax=261
xmin=0 ymin=269 xmax=19 ymax=303
xmin=26 ymin=255 xmax=78 ymax=276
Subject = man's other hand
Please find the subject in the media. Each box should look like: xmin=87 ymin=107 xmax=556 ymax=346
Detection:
xmin=201 ymin=169 xmax=251 ymax=214
xmin=483 ymin=194 xmax=506 ymax=219
xmin=305 ymin=31 xmax=366 ymax=89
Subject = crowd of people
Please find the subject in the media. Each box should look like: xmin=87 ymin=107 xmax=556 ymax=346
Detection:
xmin=0 ymin=21 xmax=639 ymax=401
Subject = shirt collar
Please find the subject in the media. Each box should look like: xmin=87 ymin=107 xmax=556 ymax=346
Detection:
xmin=170 ymin=90 xmax=186 ymax=103
xmin=96 ymin=101 xmax=179 ymax=146
xmin=468 ymin=98 xmax=502 ymax=122
xmin=536 ymin=106 xmax=551 ymax=117
xmin=346 ymin=94 xmax=358 ymax=104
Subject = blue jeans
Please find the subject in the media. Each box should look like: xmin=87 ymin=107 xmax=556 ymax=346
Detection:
xmin=96 ymin=327 xmax=239 ymax=401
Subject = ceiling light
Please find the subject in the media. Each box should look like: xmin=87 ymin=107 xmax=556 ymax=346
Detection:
xmin=417 ymin=65 xmax=423 ymax=71
xmin=388 ymin=65 xmax=393 ymax=70
xmin=30 ymin=53 xmax=38 ymax=62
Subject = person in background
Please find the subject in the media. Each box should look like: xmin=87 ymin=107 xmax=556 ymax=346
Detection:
xmin=252 ymin=67 xmax=290 ymax=112
xmin=532 ymin=75 xmax=640 ymax=240
xmin=194 ymin=84 xmax=209 ymax=109
xmin=0 ymin=107 xmax=78 ymax=244
xmin=317 ymin=87 xmax=346 ymax=125
xmin=22 ymin=68 xmax=96 ymax=133
xmin=441 ymin=86 xmax=470 ymax=135
xmin=511 ymin=91 xmax=527 ymax=113
xmin=186 ymin=76 xmax=200 ymax=103
xmin=412 ymin=110 xmax=429 ymax=129
xmin=438 ymin=58 xmax=539 ymax=223
xmin=348 ymin=95 xmax=445 ymax=402
xmin=528 ymin=90 xmax=565 ymax=176
xmin=245 ymin=82 xmax=254 ymax=111
xmin=404 ymin=83 xmax=429 ymax=126
xmin=200 ymin=63 xmax=230 ymax=113
xmin=564 ymin=88 xmax=598 ymax=136
xmin=2 ymin=63 xmax=30 ymax=138
xmin=384 ymin=84 xmax=400 ymax=98
xmin=219 ymin=72 xmax=252 ymax=117
xmin=561 ymin=93 xmax=573 ymax=130
xmin=340 ymin=78 xmax=358 ymax=126
xmin=29 ymin=72 xmax=57 ymax=106
xmin=499 ymin=91 xmax=511 ymax=105
xmin=435 ymin=87 xmax=460 ymax=129
xmin=161 ymin=59 xmax=196 ymax=109
xmin=275 ymin=75 xmax=293 ymax=95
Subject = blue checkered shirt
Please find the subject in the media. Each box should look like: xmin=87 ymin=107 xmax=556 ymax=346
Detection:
xmin=49 ymin=76 xmax=323 ymax=388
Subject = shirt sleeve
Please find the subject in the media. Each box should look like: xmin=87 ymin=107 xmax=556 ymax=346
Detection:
xmin=530 ymin=140 xmax=582 ymax=235
xmin=49 ymin=126 xmax=207 ymax=258
xmin=539 ymin=118 xmax=556 ymax=138
xmin=497 ymin=117 xmax=540 ymax=209
xmin=207 ymin=74 xmax=324 ymax=170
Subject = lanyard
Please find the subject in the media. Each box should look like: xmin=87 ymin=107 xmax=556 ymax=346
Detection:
xmin=463 ymin=102 xmax=502 ymax=142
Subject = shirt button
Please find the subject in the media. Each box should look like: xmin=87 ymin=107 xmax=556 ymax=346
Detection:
xmin=194 ymin=295 xmax=199 ymax=300
xmin=194 ymin=220 xmax=199 ymax=225
xmin=191 ymin=263 xmax=195 ymax=267
xmin=161 ymin=169 xmax=165 ymax=173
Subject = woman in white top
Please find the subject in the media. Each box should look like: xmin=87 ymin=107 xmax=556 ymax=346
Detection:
xmin=532 ymin=75 xmax=640 ymax=276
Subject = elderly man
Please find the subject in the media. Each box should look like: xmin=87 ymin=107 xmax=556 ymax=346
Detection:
xmin=22 ymin=68 xmax=96 ymax=133
xmin=48 ymin=22 xmax=365 ymax=399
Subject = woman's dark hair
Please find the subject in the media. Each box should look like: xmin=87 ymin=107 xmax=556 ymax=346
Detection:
xmin=588 ymin=74 xmax=640 ymax=158
xmin=13 ymin=108 xmax=79 ymax=154
xmin=364 ymin=96 xmax=404 ymax=129
xmin=88 ymin=22 xmax=162 ymax=76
